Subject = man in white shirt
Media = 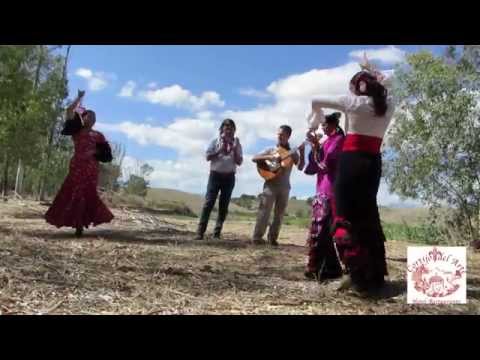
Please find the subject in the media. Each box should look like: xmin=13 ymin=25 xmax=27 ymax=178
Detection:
xmin=195 ymin=119 xmax=243 ymax=240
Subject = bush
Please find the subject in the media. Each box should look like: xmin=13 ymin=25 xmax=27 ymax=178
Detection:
xmin=124 ymin=175 xmax=149 ymax=197
xmin=108 ymin=191 xmax=197 ymax=217
xmin=382 ymin=221 xmax=442 ymax=244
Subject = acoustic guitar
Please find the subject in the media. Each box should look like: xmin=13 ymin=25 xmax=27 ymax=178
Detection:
xmin=256 ymin=142 xmax=305 ymax=181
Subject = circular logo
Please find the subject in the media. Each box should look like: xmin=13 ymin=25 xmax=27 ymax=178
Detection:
xmin=409 ymin=247 xmax=465 ymax=298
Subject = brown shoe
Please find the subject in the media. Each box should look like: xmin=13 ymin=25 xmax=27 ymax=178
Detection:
xmin=252 ymin=238 xmax=266 ymax=245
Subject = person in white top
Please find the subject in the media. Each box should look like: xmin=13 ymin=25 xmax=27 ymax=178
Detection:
xmin=308 ymin=59 xmax=395 ymax=295
xmin=195 ymin=119 xmax=243 ymax=240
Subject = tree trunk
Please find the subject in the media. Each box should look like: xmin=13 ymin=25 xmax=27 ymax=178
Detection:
xmin=14 ymin=158 xmax=23 ymax=196
xmin=2 ymin=152 xmax=10 ymax=199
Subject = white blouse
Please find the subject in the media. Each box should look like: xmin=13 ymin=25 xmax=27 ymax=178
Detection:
xmin=308 ymin=94 xmax=395 ymax=139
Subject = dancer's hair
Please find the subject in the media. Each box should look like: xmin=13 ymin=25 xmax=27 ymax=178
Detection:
xmin=325 ymin=112 xmax=345 ymax=136
xmin=350 ymin=71 xmax=388 ymax=116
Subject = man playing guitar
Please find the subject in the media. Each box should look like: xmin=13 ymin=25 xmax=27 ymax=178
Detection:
xmin=251 ymin=125 xmax=304 ymax=246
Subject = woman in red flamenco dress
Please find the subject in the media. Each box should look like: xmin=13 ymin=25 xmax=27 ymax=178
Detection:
xmin=45 ymin=90 xmax=114 ymax=237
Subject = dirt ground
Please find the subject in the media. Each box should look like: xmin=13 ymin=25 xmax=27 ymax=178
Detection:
xmin=1 ymin=200 xmax=479 ymax=315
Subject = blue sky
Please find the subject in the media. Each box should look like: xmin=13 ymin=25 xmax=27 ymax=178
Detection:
xmin=65 ymin=45 xmax=445 ymax=206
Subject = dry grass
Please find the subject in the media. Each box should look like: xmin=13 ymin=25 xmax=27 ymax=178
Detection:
xmin=1 ymin=199 xmax=479 ymax=315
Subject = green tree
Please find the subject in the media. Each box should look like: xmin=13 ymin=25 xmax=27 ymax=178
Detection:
xmin=0 ymin=45 xmax=70 ymax=199
xmin=123 ymin=161 xmax=154 ymax=197
xmin=125 ymin=175 xmax=149 ymax=197
xmin=385 ymin=48 xmax=480 ymax=244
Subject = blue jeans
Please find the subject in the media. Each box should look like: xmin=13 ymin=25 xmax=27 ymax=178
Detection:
xmin=197 ymin=171 xmax=235 ymax=237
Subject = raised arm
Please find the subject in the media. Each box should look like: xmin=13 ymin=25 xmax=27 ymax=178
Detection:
xmin=66 ymin=90 xmax=85 ymax=120
xmin=311 ymin=95 xmax=349 ymax=113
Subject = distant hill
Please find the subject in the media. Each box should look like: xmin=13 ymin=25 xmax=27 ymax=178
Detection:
xmin=146 ymin=188 xmax=250 ymax=215
xmin=147 ymin=188 xmax=428 ymax=223
xmin=147 ymin=188 xmax=311 ymax=216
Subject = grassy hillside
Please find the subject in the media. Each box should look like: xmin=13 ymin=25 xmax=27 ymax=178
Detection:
xmin=147 ymin=188 xmax=312 ymax=217
xmin=146 ymin=188 xmax=250 ymax=216
xmin=146 ymin=188 xmax=429 ymax=225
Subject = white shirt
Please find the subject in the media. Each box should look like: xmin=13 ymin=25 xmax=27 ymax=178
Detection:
xmin=206 ymin=137 xmax=243 ymax=174
xmin=309 ymin=94 xmax=395 ymax=139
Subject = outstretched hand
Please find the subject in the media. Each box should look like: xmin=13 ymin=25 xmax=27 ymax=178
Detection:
xmin=78 ymin=90 xmax=86 ymax=99
xmin=359 ymin=53 xmax=386 ymax=83
xmin=360 ymin=52 xmax=374 ymax=72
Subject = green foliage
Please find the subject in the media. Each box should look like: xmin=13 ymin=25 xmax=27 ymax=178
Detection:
xmin=0 ymin=45 xmax=71 ymax=198
xmin=386 ymin=47 xmax=480 ymax=244
xmin=382 ymin=221 xmax=442 ymax=244
xmin=0 ymin=46 xmax=130 ymax=201
xmin=125 ymin=174 xmax=149 ymax=197
xmin=231 ymin=194 xmax=258 ymax=209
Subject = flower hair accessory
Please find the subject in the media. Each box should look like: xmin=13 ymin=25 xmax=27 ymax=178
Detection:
xmin=359 ymin=52 xmax=386 ymax=83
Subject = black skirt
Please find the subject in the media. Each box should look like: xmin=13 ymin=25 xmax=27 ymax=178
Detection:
xmin=333 ymin=151 xmax=388 ymax=282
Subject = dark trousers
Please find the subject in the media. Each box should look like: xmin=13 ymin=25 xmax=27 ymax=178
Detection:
xmin=197 ymin=171 xmax=235 ymax=236
xmin=334 ymin=151 xmax=387 ymax=286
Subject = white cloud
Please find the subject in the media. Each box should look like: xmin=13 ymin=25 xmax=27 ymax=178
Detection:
xmin=100 ymin=54 xmax=418 ymax=207
xmin=267 ymin=62 xmax=357 ymax=100
xmin=239 ymin=88 xmax=272 ymax=99
xmin=138 ymin=84 xmax=225 ymax=111
xmin=76 ymin=68 xmax=92 ymax=78
xmin=196 ymin=111 xmax=214 ymax=120
xmin=97 ymin=116 xmax=218 ymax=156
xmin=349 ymin=45 xmax=406 ymax=65
xmin=75 ymin=67 xmax=115 ymax=91
xmin=222 ymin=62 xmax=361 ymax=149
xmin=118 ymin=80 xmax=136 ymax=97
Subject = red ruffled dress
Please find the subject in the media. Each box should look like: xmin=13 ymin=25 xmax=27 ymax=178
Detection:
xmin=45 ymin=129 xmax=114 ymax=229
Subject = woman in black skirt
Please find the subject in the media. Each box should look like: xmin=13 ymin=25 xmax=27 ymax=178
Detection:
xmin=310 ymin=66 xmax=394 ymax=293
